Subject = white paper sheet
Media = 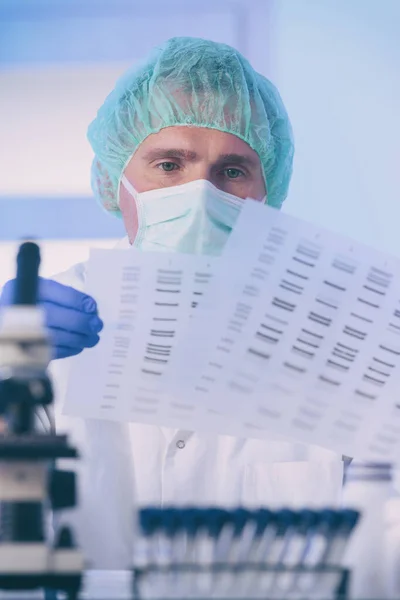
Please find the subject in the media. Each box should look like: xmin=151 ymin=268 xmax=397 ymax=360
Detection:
xmin=63 ymin=248 xmax=216 ymax=426
xmin=170 ymin=202 xmax=400 ymax=461
xmin=63 ymin=202 xmax=400 ymax=461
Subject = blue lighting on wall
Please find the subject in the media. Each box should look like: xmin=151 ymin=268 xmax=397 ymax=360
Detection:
xmin=0 ymin=196 xmax=124 ymax=241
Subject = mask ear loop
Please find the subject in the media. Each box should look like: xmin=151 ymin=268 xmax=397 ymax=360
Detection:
xmin=260 ymin=165 xmax=268 ymax=205
xmin=120 ymin=175 xmax=147 ymax=247
xmin=120 ymin=174 xmax=136 ymax=197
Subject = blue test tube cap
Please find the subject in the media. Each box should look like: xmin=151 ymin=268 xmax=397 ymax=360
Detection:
xmin=183 ymin=508 xmax=205 ymax=537
xmin=275 ymin=509 xmax=296 ymax=535
xmin=207 ymin=508 xmax=228 ymax=538
xmin=254 ymin=509 xmax=273 ymax=536
xmin=233 ymin=508 xmax=250 ymax=537
xmin=138 ymin=508 xmax=149 ymax=533
xmin=297 ymin=509 xmax=320 ymax=534
xmin=139 ymin=508 xmax=161 ymax=536
xmin=220 ymin=509 xmax=235 ymax=533
xmin=319 ymin=509 xmax=342 ymax=534
xmin=162 ymin=508 xmax=182 ymax=537
xmin=339 ymin=509 xmax=360 ymax=533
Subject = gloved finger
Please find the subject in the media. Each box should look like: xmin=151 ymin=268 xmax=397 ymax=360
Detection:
xmin=38 ymin=278 xmax=98 ymax=313
xmin=53 ymin=346 xmax=84 ymax=360
xmin=1 ymin=278 xmax=98 ymax=314
xmin=43 ymin=302 xmax=103 ymax=336
xmin=0 ymin=279 xmax=16 ymax=305
xmin=48 ymin=329 xmax=100 ymax=352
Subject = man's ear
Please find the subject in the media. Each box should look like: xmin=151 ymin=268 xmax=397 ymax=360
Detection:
xmin=119 ymin=183 xmax=139 ymax=244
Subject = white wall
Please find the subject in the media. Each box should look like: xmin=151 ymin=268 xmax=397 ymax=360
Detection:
xmin=0 ymin=239 xmax=120 ymax=289
xmin=272 ymin=0 xmax=400 ymax=255
xmin=0 ymin=64 xmax=128 ymax=285
xmin=0 ymin=64 xmax=130 ymax=197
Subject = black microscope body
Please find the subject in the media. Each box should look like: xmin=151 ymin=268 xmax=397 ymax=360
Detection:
xmin=0 ymin=242 xmax=83 ymax=598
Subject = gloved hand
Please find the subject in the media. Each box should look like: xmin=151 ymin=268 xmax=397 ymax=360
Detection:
xmin=0 ymin=277 xmax=103 ymax=360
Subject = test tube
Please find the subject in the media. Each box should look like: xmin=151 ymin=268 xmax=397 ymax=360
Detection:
xmin=320 ymin=509 xmax=360 ymax=565
xmin=238 ymin=510 xmax=262 ymax=564
xmin=209 ymin=509 xmax=234 ymax=599
xmin=213 ymin=509 xmax=236 ymax=563
xmin=250 ymin=509 xmax=276 ymax=562
xmin=136 ymin=508 xmax=163 ymax=600
xmin=271 ymin=509 xmax=320 ymax=595
xmin=239 ymin=510 xmax=272 ymax=598
xmin=229 ymin=508 xmax=252 ymax=563
xmin=191 ymin=508 xmax=215 ymax=598
xmin=153 ymin=508 xmax=185 ymax=599
xmin=204 ymin=508 xmax=227 ymax=597
xmin=196 ymin=508 xmax=226 ymax=598
xmin=258 ymin=509 xmax=297 ymax=597
xmin=294 ymin=509 xmax=342 ymax=598
xmin=313 ymin=509 xmax=360 ymax=600
xmin=213 ymin=509 xmax=249 ymax=599
xmin=229 ymin=509 xmax=259 ymax=599
xmin=173 ymin=508 xmax=196 ymax=599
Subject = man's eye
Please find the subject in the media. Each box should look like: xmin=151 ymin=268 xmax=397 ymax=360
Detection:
xmin=157 ymin=162 xmax=179 ymax=172
xmin=224 ymin=168 xmax=244 ymax=179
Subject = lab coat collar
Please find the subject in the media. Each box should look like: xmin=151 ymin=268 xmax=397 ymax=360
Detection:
xmin=114 ymin=236 xmax=131 ymax=249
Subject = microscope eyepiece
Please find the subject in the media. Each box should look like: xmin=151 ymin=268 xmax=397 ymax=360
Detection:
xmin=14 ymin=242 xmax=40 ymax=306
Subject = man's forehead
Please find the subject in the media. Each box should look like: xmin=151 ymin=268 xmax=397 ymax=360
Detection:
xmin=140 ymin=147 xmax=260 ymax=167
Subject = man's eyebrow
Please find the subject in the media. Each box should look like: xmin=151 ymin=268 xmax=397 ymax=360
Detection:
xmin=216 ymin=153 xmax=259 ymax=167
xmin=141 ymin=148 xmax=198 ymax=161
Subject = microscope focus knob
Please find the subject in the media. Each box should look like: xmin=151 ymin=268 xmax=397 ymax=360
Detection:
xmin=49 ymin=469 xmax=76 ymax=510
xmin=55 ymin=525 xmax=75 ymax=549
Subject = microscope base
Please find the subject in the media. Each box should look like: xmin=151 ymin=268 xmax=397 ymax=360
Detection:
xmin=0 ymin=573 xmax=81 ymax=599
xmin=0 ymin=546 xmax=83 ymax=599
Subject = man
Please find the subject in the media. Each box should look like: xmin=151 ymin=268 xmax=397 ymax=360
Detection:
xmin=1 ymin=37 xmax=343 ymax=582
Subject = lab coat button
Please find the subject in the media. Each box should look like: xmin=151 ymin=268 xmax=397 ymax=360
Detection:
xmin=176 ymin=440 xmax=185 ymax=449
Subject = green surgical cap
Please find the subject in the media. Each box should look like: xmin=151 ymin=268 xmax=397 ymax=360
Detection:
xmin=87 ymin=36 xmax=294 ymax=217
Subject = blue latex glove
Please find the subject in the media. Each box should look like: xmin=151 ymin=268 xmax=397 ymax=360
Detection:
xmin=0 ymin=277 xmax=103 ymax=360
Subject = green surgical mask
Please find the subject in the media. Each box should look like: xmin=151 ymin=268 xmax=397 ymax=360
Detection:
xmin=121 ymin=177 xmax=265 ymax=256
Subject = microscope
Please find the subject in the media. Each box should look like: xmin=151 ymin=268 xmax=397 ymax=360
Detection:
xmin=0 ymin=242 xmax=83 ymax=599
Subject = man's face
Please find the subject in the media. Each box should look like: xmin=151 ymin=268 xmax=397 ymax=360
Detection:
xmin=120 ymin=126 xmax=266 ymax=242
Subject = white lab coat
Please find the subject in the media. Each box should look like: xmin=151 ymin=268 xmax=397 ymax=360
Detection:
xmin=49 ymin=238 xmax=344 ymax=593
